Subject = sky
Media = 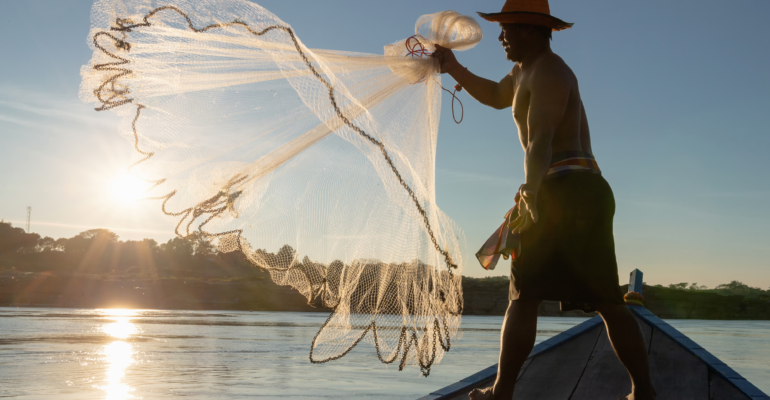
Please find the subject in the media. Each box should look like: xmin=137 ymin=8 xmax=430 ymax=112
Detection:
xmin=1 ymin=0 xmax=768 ymax=288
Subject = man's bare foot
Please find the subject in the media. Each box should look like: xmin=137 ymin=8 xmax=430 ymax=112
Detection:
xmin=618 ymin=385 xmax=656 ymax=400
xmin=468 ymin=386 xmax=494 ymax=400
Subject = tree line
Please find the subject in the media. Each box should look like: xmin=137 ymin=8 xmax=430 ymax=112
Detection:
xmin=655 ymin=281 xmax=770 ymax=300
xmin=1 ymin=220 xmax=768 ymax=299
xmin=0 ymin=221 xmax=266 ymax=280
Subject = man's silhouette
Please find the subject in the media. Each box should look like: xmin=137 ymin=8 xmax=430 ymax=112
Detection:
xmin=432 ymin=1 xmax=656 ymax=399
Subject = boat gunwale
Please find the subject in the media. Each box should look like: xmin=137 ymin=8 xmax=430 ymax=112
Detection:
xmin=416 ymin=315 xmax=604 ymax=400
xmin=629 ymin=305 xmax=769 ymax=400
xmin=418 ymin=306 xmax=769 ymax=400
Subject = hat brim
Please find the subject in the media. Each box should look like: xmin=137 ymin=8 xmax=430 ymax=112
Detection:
xmin=476 ymin=11 xmax=574 ymax=31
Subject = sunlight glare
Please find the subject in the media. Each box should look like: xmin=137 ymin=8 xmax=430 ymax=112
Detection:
xmin=100 ymin=309 xmax=138 ymax=339
xmin=111 ymin=172 xmax=146 ymax=203
xmin=102 ymin=318 xmax=137 ymax=339
xmin=97 ymin=309 xmax=138 ymax=399
xmin=99 ymin=341 xmax=136 ymax=400
xmin=102 ymin=309 xmax=138 ymax=318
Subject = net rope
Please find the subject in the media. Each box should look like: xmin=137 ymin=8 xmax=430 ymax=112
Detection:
xmin=81 ymin=0 xmax=482 ymax=376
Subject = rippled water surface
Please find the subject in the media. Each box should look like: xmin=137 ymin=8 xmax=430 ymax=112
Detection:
xmin=0 ymin=307 xmax=767 ymax=399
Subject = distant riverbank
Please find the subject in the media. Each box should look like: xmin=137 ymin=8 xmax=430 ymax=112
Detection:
xmin=0 ymin=272 xmax=322 ymax=312
xmin=3 ymin=222 xmax=768 ymax=318
xmin=2 ymin=272 xmax=768 ymax=319
xmin=463 ymin=276 xmax=770 ymax=320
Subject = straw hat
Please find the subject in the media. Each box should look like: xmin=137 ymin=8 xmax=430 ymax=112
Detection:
xmin=477 ymin=0 xmax=573 ymax=31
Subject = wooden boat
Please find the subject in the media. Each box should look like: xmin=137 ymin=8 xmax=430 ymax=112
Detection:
xmin=418 ymin=270 xmax=768 ymax=400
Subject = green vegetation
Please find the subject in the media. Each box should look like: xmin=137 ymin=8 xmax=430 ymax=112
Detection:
xmin=0 ymin=221 xmax=266 ymax=280
xmin=461 ymin=276 xmax=770 ymax=319
xmin=1 ymin=221 xmax=768 ymax=318
xmin=0 ymin=221 xmax=320 ymax=311
xmin=636 ymin=284 xmax=770 ymax=320
xmin=655 ymin=281 xmax=770 ymax=300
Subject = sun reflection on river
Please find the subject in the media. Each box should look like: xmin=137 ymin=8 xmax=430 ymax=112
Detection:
xmin=97 ymin=309 xmax=139 ymax=400
xmin=103 ymin=317 xmax=138 ymax=340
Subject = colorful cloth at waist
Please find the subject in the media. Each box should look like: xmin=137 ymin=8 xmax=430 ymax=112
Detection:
xmin=546 ymin=151 xmax=601 ymax=178
xmin=475 ymin=151 xmax=601 ymax=270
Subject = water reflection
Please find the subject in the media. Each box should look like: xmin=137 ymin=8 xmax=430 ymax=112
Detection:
xmin=97 ymin=309 xmax=138 ymax=399
xmin=103 ymin=317 xmax=137 ymax=339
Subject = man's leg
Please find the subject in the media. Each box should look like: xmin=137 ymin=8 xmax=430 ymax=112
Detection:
xmin=469 ymin=299 xmax=540 ymax=400
xmin=593 ymin=303 xmax=656 ymax=400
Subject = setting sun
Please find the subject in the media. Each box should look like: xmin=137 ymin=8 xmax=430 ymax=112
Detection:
xmin=111 ymin=172 xmax=147 ymax=204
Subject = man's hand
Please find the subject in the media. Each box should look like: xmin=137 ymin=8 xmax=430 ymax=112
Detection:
xmin=430 ymin=45 xmax=514 ymax=110
xmin=508 ymin=189 xmax=538 ymax=234
xmin=431 ymin=44 xmax=460 ymax=74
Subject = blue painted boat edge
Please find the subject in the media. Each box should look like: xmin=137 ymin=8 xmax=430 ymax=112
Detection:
xmin=416 ymin=316 xmax=604 ymax=400
xmin=629 ymin=305 xmax=769 ymax=399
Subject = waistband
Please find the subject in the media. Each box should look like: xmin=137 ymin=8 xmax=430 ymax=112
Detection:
xmin=546 ymin=151 xmax=601 ymax=178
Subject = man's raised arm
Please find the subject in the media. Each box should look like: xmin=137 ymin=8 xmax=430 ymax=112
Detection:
xmin=433 ymin=45 xmax=514 ymax=110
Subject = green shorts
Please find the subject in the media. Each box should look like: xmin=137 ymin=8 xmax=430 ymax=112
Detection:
xmin=509 ymin=171 xmax=624 ymax=313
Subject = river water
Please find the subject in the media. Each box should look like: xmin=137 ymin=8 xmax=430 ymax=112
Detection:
xmin=0 ymin=308 xmax=767 ymax=399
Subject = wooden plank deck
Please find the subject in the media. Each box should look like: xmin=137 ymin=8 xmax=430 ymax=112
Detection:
xmin=513 ymin=324 xmax=602 ymax=399
xmin=569 ymin=323 xmax=632 ymax=399
xmin=419 ymin=306 xmax=768 ymax=400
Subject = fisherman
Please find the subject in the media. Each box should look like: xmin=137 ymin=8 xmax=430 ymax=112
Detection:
xmin=432 ymin=1 xmax=656 ymax=399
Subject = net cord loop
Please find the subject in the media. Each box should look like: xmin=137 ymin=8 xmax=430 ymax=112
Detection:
xmin=403 ymin=35 xmax=464 ymax=124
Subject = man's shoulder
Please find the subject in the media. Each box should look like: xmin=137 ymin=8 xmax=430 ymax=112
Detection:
xmin=509 ymin=63 xmax=521 ymax=77
xmin=531 ymin=53 xmax=576 ymax=85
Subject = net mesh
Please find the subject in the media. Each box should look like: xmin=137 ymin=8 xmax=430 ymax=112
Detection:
xmin=80 ymin=0 xmax=482 ymax=375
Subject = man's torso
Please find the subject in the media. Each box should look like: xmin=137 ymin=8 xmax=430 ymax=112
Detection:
xmin=511 ymin=53 xmax=592 ymax=156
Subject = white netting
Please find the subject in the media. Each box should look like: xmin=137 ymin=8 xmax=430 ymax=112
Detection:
xmin=80 ymin=0 xmax=481 ymax=375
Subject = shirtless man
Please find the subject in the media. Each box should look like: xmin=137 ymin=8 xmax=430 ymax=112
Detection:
xmin=431 ymin=1 xmax=656 ymax=399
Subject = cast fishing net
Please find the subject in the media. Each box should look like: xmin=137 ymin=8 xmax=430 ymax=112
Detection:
xmin=80 ymin=0 xmax=482 ymax=375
